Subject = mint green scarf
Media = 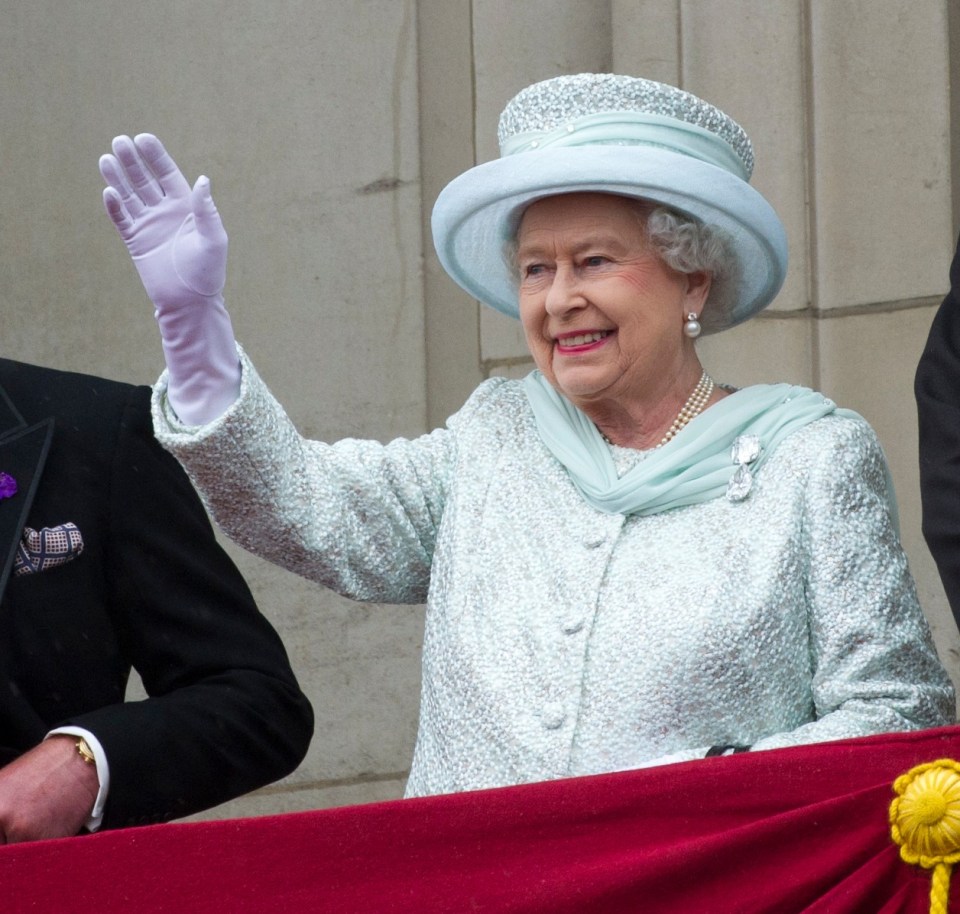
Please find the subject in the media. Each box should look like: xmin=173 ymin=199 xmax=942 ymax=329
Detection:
xmin=523 ymin=370 xmax=892 ymax=522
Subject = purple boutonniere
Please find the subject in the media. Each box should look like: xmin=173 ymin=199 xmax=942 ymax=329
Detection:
xmin=0 ymin=472 xmax=17 ymax=500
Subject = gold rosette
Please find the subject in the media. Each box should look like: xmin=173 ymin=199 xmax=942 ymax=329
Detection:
xmin=891 ymin=759 xmax=960 ymax=914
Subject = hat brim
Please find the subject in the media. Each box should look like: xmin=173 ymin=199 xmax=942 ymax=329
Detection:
xmin=431 ymin=145 xmax=787 ymax=333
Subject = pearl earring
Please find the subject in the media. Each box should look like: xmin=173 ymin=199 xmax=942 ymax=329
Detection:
xmin=683 ymin=312 xmax=702 ymax=339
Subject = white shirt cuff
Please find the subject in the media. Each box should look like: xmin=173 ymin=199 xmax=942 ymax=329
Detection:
xmin=45 ymin=727 xmax=110 ymax=831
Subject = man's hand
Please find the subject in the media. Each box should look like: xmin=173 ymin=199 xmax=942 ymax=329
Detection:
xmin=99 ymin=133 xmax=241 ymax=425
xmin=0 ymin=737 xmax=99 ymax=843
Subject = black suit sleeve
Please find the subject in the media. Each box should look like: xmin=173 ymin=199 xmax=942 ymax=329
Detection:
xmin=916 ymin=231 xmax=960 ymax=632
xmin=65 ymin=386 xmax=313 ymax=828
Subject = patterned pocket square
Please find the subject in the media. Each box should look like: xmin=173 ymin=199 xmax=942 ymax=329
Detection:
xmin=13 ymin=523 xmax=84 ymax=577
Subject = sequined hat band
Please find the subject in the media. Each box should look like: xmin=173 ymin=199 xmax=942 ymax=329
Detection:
xmin=500 ymin=112 xmax=750 ymax=181
xmin=497 ymin=74 xmax=754 ymax=170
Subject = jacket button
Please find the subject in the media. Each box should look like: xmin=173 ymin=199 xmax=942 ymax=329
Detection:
xmin=582 ymin=533 xmax=606 ymax=548
xmin=542 ymin=702 xmax=566 ymax=729
xmin=562 ymin=618 xmax=584 ymax=634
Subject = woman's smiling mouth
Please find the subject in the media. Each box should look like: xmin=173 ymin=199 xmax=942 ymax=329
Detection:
xmin=555 ymin=330 xmax=612 ymax=353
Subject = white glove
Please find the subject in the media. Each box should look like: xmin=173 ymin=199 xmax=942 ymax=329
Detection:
xmin=100 ymin=134 xmax=240 ymax=425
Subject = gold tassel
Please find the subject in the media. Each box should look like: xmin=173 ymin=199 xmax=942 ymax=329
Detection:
xmin=890 ymin=759 xmax=960 ymax=914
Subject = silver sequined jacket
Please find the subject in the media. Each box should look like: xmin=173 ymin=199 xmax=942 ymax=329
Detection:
xmin=152 ymin=350 xmax=955 ymax=797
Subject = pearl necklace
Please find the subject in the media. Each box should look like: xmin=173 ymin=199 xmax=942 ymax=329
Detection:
xmin=657 ymin=370 xmax=714 ymax=447
xmin=598 ymin=370 xmax=715 ymax=448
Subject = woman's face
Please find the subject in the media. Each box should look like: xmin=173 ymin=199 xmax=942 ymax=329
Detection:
xmin=516 ymin=193 xmax=710 ymax=412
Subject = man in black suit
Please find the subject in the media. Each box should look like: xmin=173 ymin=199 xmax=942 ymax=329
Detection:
xmin=0 ymin=358 xmax=313 ymax=842
xmin=917 ymin=232 xmax=960 ymax=631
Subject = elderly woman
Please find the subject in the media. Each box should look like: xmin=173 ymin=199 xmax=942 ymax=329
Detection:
xmin=99 ymin=74 xmax=953 ymax=797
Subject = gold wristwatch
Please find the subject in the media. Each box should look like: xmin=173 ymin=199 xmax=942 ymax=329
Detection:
xmin=75 ymin=737 xmax=96 ymax=765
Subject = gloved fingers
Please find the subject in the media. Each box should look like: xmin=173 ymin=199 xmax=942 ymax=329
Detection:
xmin=133 ymin=133 xmax=192 ymax=199
xmin=172 ymin=179 xmax=227 ymax=296
xmin=190 ymin=176 xmax=228 ymax=247
xmin=111 ymin=135 xmax=166 ymax=207
xmin=99 ymin=152 xmax=146 ymax=219
xmin=101 ymin=186 xmax=135 ymax=237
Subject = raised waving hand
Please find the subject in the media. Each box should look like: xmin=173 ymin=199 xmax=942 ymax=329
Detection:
xmin=100 ymin=134 xmax=240 ymax=424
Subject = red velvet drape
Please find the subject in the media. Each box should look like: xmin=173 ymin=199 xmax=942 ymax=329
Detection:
xmin=6 ymin=726 xmax=960 ymax=913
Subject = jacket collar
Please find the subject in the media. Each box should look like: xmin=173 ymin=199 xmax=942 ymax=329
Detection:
xmin=0 ymin=381 xmax=54 ymax=602
xmin=0 ymin=381 xmax=24 ymax=439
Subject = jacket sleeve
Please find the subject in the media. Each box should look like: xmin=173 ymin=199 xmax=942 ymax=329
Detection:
xmin=751 ymin=418 xmax=954 ymax=752
xmin=916 ymin=231 xmax=960 ymax=632
xmin=64 ymin=384 xmax=313 ymax=829
xmin=152 ymin=347 xmax=461 ymax=605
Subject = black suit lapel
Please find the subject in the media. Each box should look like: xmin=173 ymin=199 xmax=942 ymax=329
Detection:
xmin=0 ymin=382 xmax=54 ymax=603
xmin=0 ymin=381 xmax=26 ymax=439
